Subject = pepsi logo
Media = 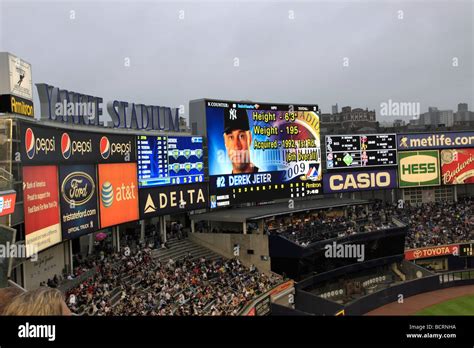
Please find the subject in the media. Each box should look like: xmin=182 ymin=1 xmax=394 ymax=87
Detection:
xmin=24 ymin=127 xmax=56 ymax=160
xmin=100 ymin=136 xmax=110 ymax=159
xmin=61 ymin=133 xmax=72 ymax=159
xmin=25 ymin=128 xmax=35 ymax=159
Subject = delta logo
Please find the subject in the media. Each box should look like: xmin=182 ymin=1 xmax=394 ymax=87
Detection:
xmin=100 ymin=136 xmax=132 ymax=160
xmin=61 ymin=133 xmax=92 ymax=159
xmin=25 ymin=128 xmax=56 ymax=160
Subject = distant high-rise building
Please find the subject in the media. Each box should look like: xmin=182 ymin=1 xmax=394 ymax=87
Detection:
xmin=439 ymin=110 xmax=454 ymax=127
xmin=332 ymin=104 xmax=338 ymax=114
xmin=455 ymin=103 xmax=472 ymax=126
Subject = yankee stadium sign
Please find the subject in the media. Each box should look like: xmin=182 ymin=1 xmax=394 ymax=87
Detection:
xmin=36 ymin=83 xmax=181 ymax=132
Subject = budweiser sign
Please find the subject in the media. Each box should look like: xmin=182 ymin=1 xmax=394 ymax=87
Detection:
xmin=441 ymin=149 xmax=474 ymax=185
xmin=405 ymin=244 xmax=459 ymax=261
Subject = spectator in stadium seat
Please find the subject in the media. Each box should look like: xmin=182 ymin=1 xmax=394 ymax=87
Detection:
xmin=3 ymin=287 xmax=71 ymax=316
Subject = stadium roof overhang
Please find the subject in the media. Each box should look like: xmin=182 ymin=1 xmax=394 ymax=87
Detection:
xmin=191 ymin=197 xmax=370 ymax=223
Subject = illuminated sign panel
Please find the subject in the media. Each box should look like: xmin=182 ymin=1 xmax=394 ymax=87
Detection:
xmin=440 ymin=149 xmax=474 ymax=185
xmin=397 ymin=132 xmax=474 ymax=150
xmin=323 ymin=169 xmax=397 ymax=193
xmin=206 ymin=100 xmax=322 ymax=208
xmin=398 ymin=150 xmax=441 ymax=188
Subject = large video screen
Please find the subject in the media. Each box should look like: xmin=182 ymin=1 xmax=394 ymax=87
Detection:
xmin=205 ymin=100 xmax=322 ymax=208
xmin=137 ymin=135 xmax=204 ymax=188
xmin=325 ymin=134 xmax=397 ymax=169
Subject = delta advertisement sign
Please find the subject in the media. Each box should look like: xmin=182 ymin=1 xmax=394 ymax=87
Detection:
xmin=405 ymin=244 xmax=459 ymax=261
xmin=23 ymin=166 xmax=61 ymax=257
xmin=323 ymin=168 xmax=397 ymax=194
xmin=59 ymin=165 xmax=99 ymax=240
xmin=139 ymin=182 xmax=208 ymax=218
xmin=398 ymin=150 xmax=441 ymax=188
xmin=20 ymin=122 xmax=136 ymax=164
xmin=98 ymin=163 xmax=139 ymax=228
xmin=441 ymin=149 xmax=474 ymax=185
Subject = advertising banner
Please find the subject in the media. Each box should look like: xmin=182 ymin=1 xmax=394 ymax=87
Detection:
xmin=23 ymin=166 xmax=61 ymax=257
xmin=397 ymin=132 xmax=474 ymax=150
xmin=0 ymin=191 xmax=16 ymax=217
xmin=440 ymin=149 xmax=474 ymax=185
xmin=405 ymin=244 xmax=459 ymax=261
xmin=139 ymin=182 xmax=208 ymax=218
xmin=205 ymin=100 xmax=322 ymax=207
xmin=323 ymin=168 xmax=397 ymax=194
xmin=98 ymin=163 xmax=139 ymax=228
xmin=59 ymin=165 xmax=99 ymax=240
xmin=19 ymin=122 xmax=136 ymax=164
xmin=398 ymin=150 xmax=441 ymax=188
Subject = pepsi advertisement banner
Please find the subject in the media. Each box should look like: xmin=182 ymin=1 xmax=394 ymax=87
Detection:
xmin=323 ymin=168 xmax=398 ymax=194
xmin=137 ymin=135 xmax=204 ymax=187
xmin=397 ymin=132 xmax=474 ymax=151
xmin=19 ymin=121 xmax=136 ymax=164
xmin=139 ymin=182 xmax=208 ymax=218
xmin=59 ymin=165 xmax=99 ymax=240
xmin=205 ymin=100 xmax=322 ymax=207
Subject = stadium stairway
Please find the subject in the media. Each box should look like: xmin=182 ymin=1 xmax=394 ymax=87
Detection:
xmin=151 ymin=238 xmax=222 ymax=263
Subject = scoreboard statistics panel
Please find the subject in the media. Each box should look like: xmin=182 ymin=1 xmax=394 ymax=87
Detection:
xmin=205 ymin=100 xmax=323 ymax=208
xmin=325 ymin=134 xmax=397 ymax=169
xmin=137 ymin=135 xmax=204 ymax=187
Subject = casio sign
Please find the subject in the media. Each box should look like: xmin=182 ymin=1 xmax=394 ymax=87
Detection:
xmin=329 ymin=172 xmax=392 ymax=191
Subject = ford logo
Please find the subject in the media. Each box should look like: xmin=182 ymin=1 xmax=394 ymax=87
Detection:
xmin=61 ymin=172 xmax=95 ymax=206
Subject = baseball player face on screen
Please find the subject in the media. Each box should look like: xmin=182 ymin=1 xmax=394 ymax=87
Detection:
xmin=223 ymin=108 xmax=259 ymax=174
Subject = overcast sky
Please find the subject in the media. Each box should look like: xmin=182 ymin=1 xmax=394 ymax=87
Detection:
xmin=1 ymin=0 xmax=473 ymax=123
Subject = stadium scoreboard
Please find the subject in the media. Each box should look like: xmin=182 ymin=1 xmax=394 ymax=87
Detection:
xmin=325 ymin=134 xmax=397 ymax=169
xmin=137 ymin=135 xmax=204 ymax=187
xmin=459 ymin=243 xmax=474 ymax=257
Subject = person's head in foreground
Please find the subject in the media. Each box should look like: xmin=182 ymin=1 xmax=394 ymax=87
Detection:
xmin=2 ymin=287 xmax=72 ymax=316
xmin=0 ymin=286 xmax=24 ymax=314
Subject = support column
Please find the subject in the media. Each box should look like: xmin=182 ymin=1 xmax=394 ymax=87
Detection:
xmin=112 ymin=228 xmax=117 ymax=250
xmin=140 ymin=220 xmax=146 ymax=243
xmin=243 ymin=222 xmax=247 ymax=235
xmin=116 ymin=226 xmax=121 ymax=252
xmin=69 ymin=240 xmax=73 ymax=274
xmin=160 ymin=216 xmax=167 ymax=244
xmin=88 ymin=233 xmax=94 ymax=255
xmin=454 ymin=185 xmax=458 ymax=202
xmin=191 ymin=219 xmax=195 ymax=233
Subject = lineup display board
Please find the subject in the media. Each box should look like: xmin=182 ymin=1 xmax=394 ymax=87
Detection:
xmin=59 ymin=165 xmax=99 ymax=240
xmin=19 ymin=121 xmax=136 ymax=164
xmin=398 ymin=150 xmax=441 ymax=188
xmin=22 ymin=166 xmax=62 ymax=257
xmin=325 ymin=134 xmax=397 ymax=169
xmin=98 ymin=163 xmax=139 ymax=228
xmin=137 ymin=135 xmax=204 ymax=187
xmin=440 ymin=149 xmax=474 ymax=185
xmin=205 ymin=100 xmax=322 ymax=208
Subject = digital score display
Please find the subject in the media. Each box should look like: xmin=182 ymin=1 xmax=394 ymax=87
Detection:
xmin=459 ymin=243 xmax=474 ymax=257
xmin=325 ymin=134 xmax=397 ymax=169
xmin=205 ymin=100 xmax=323 ymax=208
xmin=137 ymin=135 xmax=204 ymax=187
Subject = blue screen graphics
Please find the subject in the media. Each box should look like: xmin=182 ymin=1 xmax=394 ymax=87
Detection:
xmin=137 ymin=135 xmax=204 ymax=187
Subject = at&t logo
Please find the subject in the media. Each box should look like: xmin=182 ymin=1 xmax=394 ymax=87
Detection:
xmin=101 ymin=181 xmax=114 ymax=207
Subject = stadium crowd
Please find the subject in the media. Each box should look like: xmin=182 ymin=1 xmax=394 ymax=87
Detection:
xmin=268 ymin=198 xmax=473 ymax=249
xmin=64 ymin=247 xmax=281 ymax=316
